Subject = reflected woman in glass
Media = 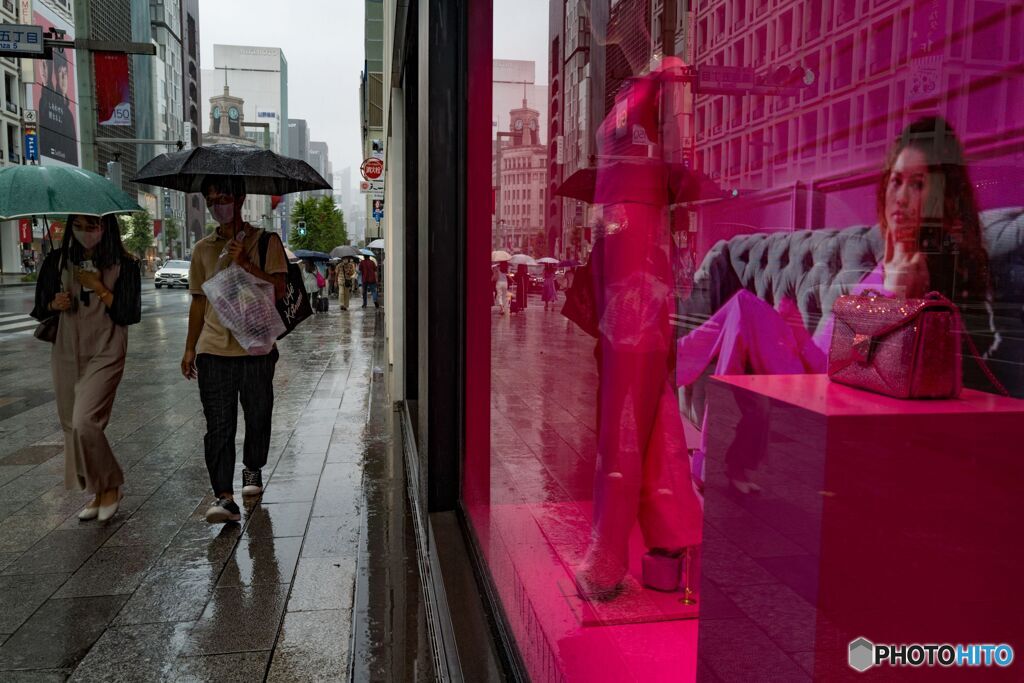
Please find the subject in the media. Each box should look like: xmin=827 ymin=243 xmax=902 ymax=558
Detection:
xmin=677 ymin=116 xmax=1000 ymax=487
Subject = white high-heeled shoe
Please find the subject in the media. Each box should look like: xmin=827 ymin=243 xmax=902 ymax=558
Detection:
xmin=97 ymin=488 xmax=122 ymax=522
xmin=77 ymin=503 xmax=100 ymax=521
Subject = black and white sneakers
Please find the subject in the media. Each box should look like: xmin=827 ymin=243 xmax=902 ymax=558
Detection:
xmin=205 ymin=497 xmax=241 ymax=524
xmin=241 ymin=468 xmax=264 ymax=495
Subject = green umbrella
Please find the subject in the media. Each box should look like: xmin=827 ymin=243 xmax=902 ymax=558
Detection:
xmin=0 ymin=165 xmax=142 ymax=220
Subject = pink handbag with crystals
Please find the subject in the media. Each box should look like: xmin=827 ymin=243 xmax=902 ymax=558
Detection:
xmin=829 ymin=291 xmax=960 ymax=399
xmin=828 ymin=290 xmax=1008 ymax=399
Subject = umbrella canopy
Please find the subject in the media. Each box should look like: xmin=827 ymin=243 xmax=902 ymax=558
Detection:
xmin=0 ymin=165 xmax=142 ymax=219
xmin=292 ymin=249 xmax=331 ymax=262
xmin=537 ymin=257 xmax=559 ymax=264
xmin=359 ymin=248 xmax=375 ymax=256
xmin=509 ymin=254 xmax=537 ymax=266
xmin=133 ymin=143 xmax=331 ymax=195
xmin=331 ymin=245 xmax=361 ymax=259
xmin=554 ymin=162 xmax=721 ymax=205
xmin=367 ymin=238 xmax=385 ymax=249
xmin=559 ymin=259 xmax=581 ymax=268
xmin=491 ymin=250 xmax=512 ymax=262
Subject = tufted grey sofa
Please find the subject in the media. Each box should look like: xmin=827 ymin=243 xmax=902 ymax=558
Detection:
xmin=679 ymin=207 xmax=1024 ymax=423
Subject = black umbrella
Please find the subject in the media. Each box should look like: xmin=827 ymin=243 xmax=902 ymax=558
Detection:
xmin=292 ymin=249 xmax=331 ymax=262
xmin=554 ymin=162 xmax=721 ymax=205
xmin=133 ymin=143 xmax=331 ymax=195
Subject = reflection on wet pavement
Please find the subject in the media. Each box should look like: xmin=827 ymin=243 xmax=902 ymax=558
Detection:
xmin=0 ymin=289 xmax=427 ymax=680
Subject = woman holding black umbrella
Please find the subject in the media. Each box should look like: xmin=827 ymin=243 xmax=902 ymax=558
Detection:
xmin=31 ymin=214 xmax=141 ymax=522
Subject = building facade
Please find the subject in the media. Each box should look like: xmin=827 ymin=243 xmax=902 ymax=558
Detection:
xmin=180 ymin=0 xmax=203 ymax=246
xmin=360 ymin=0 xmax=384 ymax=242
xmin=494 ymin=99 xmax=547 ymax=252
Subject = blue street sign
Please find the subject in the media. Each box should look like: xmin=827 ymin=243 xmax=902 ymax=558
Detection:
xmin=24 ymin=133 xmax=38 ymax=161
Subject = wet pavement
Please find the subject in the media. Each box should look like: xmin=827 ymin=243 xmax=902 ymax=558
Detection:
xmin=0 ymin=286 xmax=426 ymax=681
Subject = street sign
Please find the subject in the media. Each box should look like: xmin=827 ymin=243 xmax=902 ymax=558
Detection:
xmin=22 ymin=109 xmax=37 ymax=124
xmin=696 ymin=65 xmax=755 ymax=94
xmin=24 ymin=133 xmax=38 ymax=161
xmin=360 ymin=157 xmax=384 ymax=181
xmin=360 ymin=179 xmax=385 ymax=200
xmin=0 ymin=24 xmax=44 ymax=57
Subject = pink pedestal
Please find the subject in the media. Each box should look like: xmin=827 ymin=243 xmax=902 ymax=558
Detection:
xmin=697 ymin=374 xmax=1024 ymax=681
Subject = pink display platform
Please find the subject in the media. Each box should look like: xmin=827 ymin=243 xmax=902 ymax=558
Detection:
xmin=478 ymin=501 xmax=699 ymax=682
xmin=698 ymin=374 xmax=1024 ymax=681
xmin=493 ymin=501 xmax=699 ymax=627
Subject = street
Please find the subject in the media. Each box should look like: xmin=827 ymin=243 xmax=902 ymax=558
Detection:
xmin=0 ymin=284 xmax=405 ymax=680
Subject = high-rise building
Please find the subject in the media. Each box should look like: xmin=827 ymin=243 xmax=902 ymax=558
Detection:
xmin=180 ymin=0 xmax=204 ymax=246
xmin=287 ymin=118 xmax=310 ymax=163
xmin=308 ymin=140 xmax=330 ymax=197
xmin=360 ymin=0 xmax=384 ymax=241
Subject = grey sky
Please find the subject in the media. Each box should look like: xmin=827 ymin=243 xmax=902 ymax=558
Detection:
xmin=495 ymin=0 xmax=550 ymax=84
xmin=199 ymin=0 xmax=366 ymax=191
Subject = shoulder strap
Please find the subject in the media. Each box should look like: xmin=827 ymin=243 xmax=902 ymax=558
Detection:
xmin=258 ymin=231 xmax=272 ymax=271
xmin=960 ymin=323 xmax=1010 ymax=397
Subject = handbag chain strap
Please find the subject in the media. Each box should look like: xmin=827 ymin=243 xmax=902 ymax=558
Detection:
xmin=960 ymin=322 xmax=1010 ymax=397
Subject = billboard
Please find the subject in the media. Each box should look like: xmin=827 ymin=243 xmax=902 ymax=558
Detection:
xmin=30 ymin=6 xmax=79 ymax=165
xmin=95 ymin=51 xmax=131 ymax=126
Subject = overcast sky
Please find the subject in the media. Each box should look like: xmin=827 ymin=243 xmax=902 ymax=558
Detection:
xmin=199 ymin=0 xmax=366 ymax=191
xmin=198 ymin=0 xmax=550 ymax=191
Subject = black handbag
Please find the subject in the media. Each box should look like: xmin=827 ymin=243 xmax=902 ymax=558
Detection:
xmin=34 ymin=316 xmax=58 ymax=343
xmin=258 ymin=231 xmax=313 ymax=338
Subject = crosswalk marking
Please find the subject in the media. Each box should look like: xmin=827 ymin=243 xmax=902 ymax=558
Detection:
xmin=0 ymin=307 xmax=154 ymax=341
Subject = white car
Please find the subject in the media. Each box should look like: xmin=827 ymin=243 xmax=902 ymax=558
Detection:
xmin=155 ymin=260 xmax=191 ymax=289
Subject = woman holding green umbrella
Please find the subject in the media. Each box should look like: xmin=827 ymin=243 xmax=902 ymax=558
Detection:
xmin=30 ymin=214 xmax=141 ymax=522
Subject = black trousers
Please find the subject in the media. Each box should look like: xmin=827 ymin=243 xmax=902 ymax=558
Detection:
xmin=196 ymin=349 xmax=278 ymax=495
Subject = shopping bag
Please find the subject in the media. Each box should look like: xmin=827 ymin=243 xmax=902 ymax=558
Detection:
xmin=201 ymin=263 xmax=286 ymax=355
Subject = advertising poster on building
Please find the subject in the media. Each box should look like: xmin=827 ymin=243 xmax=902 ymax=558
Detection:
xmin=95 ymin=52 xmax=131 ymax=126
xmin=30 ymin=6 xmax=80 ymax=166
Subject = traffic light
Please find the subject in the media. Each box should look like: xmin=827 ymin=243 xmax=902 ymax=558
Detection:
xmin=296 ymin=221 xmax=306 ymax=237
xmin=754 ymin=64 xmax=815 ymax=95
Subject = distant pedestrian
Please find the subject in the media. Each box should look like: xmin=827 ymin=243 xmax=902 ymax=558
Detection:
xmin=302 ymin=261 xmax=321 ymax=312
xmin=182 ymin=177 xmax=289 ymax=524
xmin=340 ymin=258 xmax=356 ymax=310
xmin=327 ymin=263 xmax=337 ymax=297
xmin=359 ymin=255 xmax=379 ymax=308
xmin=31 ymin=214 xmax=141 ymax=522
xmin=542 ymin=264 xmax=557 ymax=311
xmin=515 ymin=263 xmax=529 ymax=311
xmin=495 ymin=262 xmax=509 ymax=315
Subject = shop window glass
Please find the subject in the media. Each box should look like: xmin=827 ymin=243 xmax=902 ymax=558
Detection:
xmin=468 ymin=2 xmax=1024 ymax=681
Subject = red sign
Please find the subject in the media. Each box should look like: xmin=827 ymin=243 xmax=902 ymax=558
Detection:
xmin=360 ymin=157 xmax=384 ymax=181
xmin=18 ymin=219 xmax=32 ymax=243
xmin=153 ymin=219 xmax=162 ymax=237
xmin=95 ymin=52 xmax=132 ymax=126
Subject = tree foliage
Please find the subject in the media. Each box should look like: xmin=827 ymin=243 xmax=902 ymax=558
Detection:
xmin=119 ymin=210 xmax=155 ymax=259
xmin=289 ymin=196 xmax=347 ymax=253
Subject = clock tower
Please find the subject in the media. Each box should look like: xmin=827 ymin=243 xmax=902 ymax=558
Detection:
xmin=508 ymin=97 xmax=541 ymax=147
xmin=207 ymin=85 xmax=246 ymax=139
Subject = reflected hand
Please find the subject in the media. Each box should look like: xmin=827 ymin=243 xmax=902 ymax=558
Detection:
xmin=181 ymin=349 xmax=198 ymax=380
xmin=75 ymin=268 xmax=103 ymax=292
xmin=883 ymin=248 xmax=929 ymax=299
xmin=50 ymin=291 xmax=71 ymax=312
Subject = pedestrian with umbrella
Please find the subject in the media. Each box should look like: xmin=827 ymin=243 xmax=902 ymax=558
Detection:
xmin=30 ymin=214 xmax=142 ymax=522
xmin=135 ymin=143 xmax=329 ymax=523
xmin=4 ymin=165 xmax=146 ymax=523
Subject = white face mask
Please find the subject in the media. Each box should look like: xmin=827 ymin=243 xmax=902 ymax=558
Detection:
xmin=73 ymin=229 xmax=103 ymax=249
xmin=210 ymin=202 xmax=236 ymax=225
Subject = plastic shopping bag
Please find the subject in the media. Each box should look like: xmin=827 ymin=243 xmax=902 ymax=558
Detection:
xmin=202 ymin=263 xmax=286 ymax=355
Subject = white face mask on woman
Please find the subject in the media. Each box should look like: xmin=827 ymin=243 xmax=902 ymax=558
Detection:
xmin=73 ymin=229 xmax=103 ymax=250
